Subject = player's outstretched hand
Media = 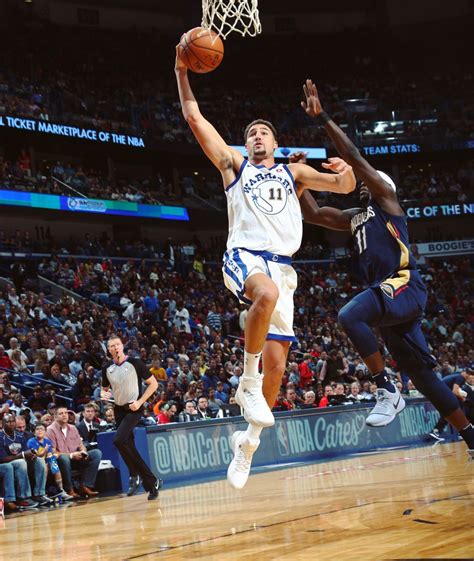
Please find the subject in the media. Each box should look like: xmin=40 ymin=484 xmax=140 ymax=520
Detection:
xmin=301 ymin=79 xmax=323 ymax=117
xmin=289 ymin=151 xmax=308 ymax=164
xmin=322 ymin=157 xmax=352 ymax=174
xmin=323 ymin=157 xmax=355 ymax=193
xmin=175 ymin=43 xmax=188 ymax=72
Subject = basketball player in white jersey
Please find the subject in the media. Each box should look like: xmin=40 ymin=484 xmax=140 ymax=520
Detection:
xmin=175 ymin=46 xmax=356 ymax=488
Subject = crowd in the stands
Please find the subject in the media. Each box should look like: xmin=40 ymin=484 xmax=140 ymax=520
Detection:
xmin=0 ymin=22 xmax=472 ymax=149
xmin=0 ymin=253 xmax=471 ymax=420
xmin=0 ymin=241 xmax=472 ymax=512
xmin=1 ymin=146 xmax=472 ymax=212
xmin=0 ymin=155 xmax=176 ymax=206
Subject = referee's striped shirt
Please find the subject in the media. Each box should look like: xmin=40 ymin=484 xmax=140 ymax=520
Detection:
xmin=101 ymin=357 xmax=150 ymax=406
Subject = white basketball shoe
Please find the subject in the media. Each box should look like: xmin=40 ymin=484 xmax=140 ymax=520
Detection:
xmin=227 ymin=431 xmax=260 ymax=490
xmin=235 ymin=374 xmax=274 ymax=428
xmin=366 ymin=387 xmax=406 ymax=427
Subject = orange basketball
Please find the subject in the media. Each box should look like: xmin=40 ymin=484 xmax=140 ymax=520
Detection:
xmin=180 ymin=27 xmax=224 ymax=74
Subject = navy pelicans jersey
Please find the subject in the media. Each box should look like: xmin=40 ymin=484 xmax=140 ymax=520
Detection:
xmin=350 ymin=201 xmax=423 ymax=298
xmin=225 ymin=160 xmax=302 ymax=257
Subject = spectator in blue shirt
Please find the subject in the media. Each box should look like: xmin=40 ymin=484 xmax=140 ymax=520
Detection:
xmin=215 ymin=381 xmax=229 ymax=403
xmin=0 ymin=414 xmax=42 ymax=508
xmin=201 ymin=358 xmax=219 ymax=392
xmin=68 ymin=351 xmax=83 ymax=377
xmin=206 ymin=304 xmax=222 ymax=333
xmin=143 ymin=290 xmax=159 ymax=320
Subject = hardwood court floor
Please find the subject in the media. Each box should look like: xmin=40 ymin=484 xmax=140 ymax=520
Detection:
xmin=1 ymin=442 xmax=473 ymax=561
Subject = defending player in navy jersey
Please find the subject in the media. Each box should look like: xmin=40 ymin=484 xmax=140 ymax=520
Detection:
xmin=175 ymin=47 xmax=356 ymax=489
xmin=297 ymin=79 xmax=474 ymax=457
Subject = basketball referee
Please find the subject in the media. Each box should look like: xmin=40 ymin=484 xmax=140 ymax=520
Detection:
xmin=101 ymin=334 xmax=162 ymax=499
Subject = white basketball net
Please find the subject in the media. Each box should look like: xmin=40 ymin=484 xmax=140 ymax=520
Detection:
xmin=202 ymin=0 xmax=262 ymax=39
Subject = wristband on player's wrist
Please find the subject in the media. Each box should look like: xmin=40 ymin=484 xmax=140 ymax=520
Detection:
xmin=315 ymin=111 xmax=331 ymax=125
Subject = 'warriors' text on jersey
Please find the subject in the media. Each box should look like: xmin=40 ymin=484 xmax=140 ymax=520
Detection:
xmin=225 ymin=161 xmax=302 ymax=256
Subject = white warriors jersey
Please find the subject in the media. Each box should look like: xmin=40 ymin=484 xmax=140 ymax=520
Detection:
xmin=225 ymin=160 xmax=302 ymax=256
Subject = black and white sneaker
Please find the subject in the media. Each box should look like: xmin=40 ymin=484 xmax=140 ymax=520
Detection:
xmin=34 ymin=495 xmax=54 ymax=507
xmin=127 ymin=475 xmax=142 ymax=497
xmin=429 ymin=429 xmax=445 ymax=442
xmin=147 ymin=478 xmax=163 ymax=501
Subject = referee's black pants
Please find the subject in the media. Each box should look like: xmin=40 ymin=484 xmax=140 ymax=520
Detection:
xmin=113 ymin=405 xmax=157 ymax=491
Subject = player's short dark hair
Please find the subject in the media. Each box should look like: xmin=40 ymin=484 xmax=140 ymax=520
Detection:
xmin=35 ymin=423 xmax=46 ymax=430
xmin=244 ymin=119 xmax=278 ymax=142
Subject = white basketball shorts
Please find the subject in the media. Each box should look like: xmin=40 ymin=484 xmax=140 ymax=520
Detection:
xmin=222 ymin=248 xmax=297 ymax=341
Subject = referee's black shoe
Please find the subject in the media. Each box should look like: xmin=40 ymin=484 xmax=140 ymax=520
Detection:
xmin=148 ymin=478 xmax=163 ymax=501
xmin=127 ymin=476 xmax=142 ymax=497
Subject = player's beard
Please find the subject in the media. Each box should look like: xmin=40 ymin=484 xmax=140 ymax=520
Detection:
xmin=253 ymin=144 xmax=266 ymax=157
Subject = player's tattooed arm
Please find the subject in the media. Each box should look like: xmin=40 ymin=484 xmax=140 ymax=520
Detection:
xmin=175 ymin=45 xmax=243 ymax=178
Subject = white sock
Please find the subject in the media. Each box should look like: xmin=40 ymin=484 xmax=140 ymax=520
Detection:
xmin=243 ymin=350 xmax=262 ymax=380
xmin=244 ymin=423 xmax=263 ymax=441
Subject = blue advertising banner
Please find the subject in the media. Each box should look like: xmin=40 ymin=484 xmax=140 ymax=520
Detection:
xmin=230 ymin=145 xmax=327 ymax=160
xmin=146 ymin=399 xmax=441 ymax=485
xmin=362 ymin=138 xmax=474 ymax=156
xmin=415 ymin=239 xmax=474 ymax=257
xmin=0 ymin=189 xmax=189 ymax=221
xmin=406 ymin=202 xmax=473 ymax=219
xmin=362 ymin=143 xmax=421 ymax=156
xmin=0 ymin=115 xmax=145 ymax=148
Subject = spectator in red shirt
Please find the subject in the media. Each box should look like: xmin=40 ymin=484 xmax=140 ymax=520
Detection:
xmin=0 ymin=345 xmax=14 ymax=370
xmin=156 ymin=402 xmax=177 ymax=424
xmin=273 ymin=389 xmax=291 ymax=411
xmin=299 ymin=354 xmax=314 ymax=388
xmin=319 ymin=385 xmax=334 ymax=408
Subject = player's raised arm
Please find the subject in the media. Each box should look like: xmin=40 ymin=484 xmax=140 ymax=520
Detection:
xmin=175 ymin=45 xmax=243 ymax=180
xmin=289 ymin=155 xmax=356 ymax=196
xmin=301 ymin=79 xmax=402 ymax=215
